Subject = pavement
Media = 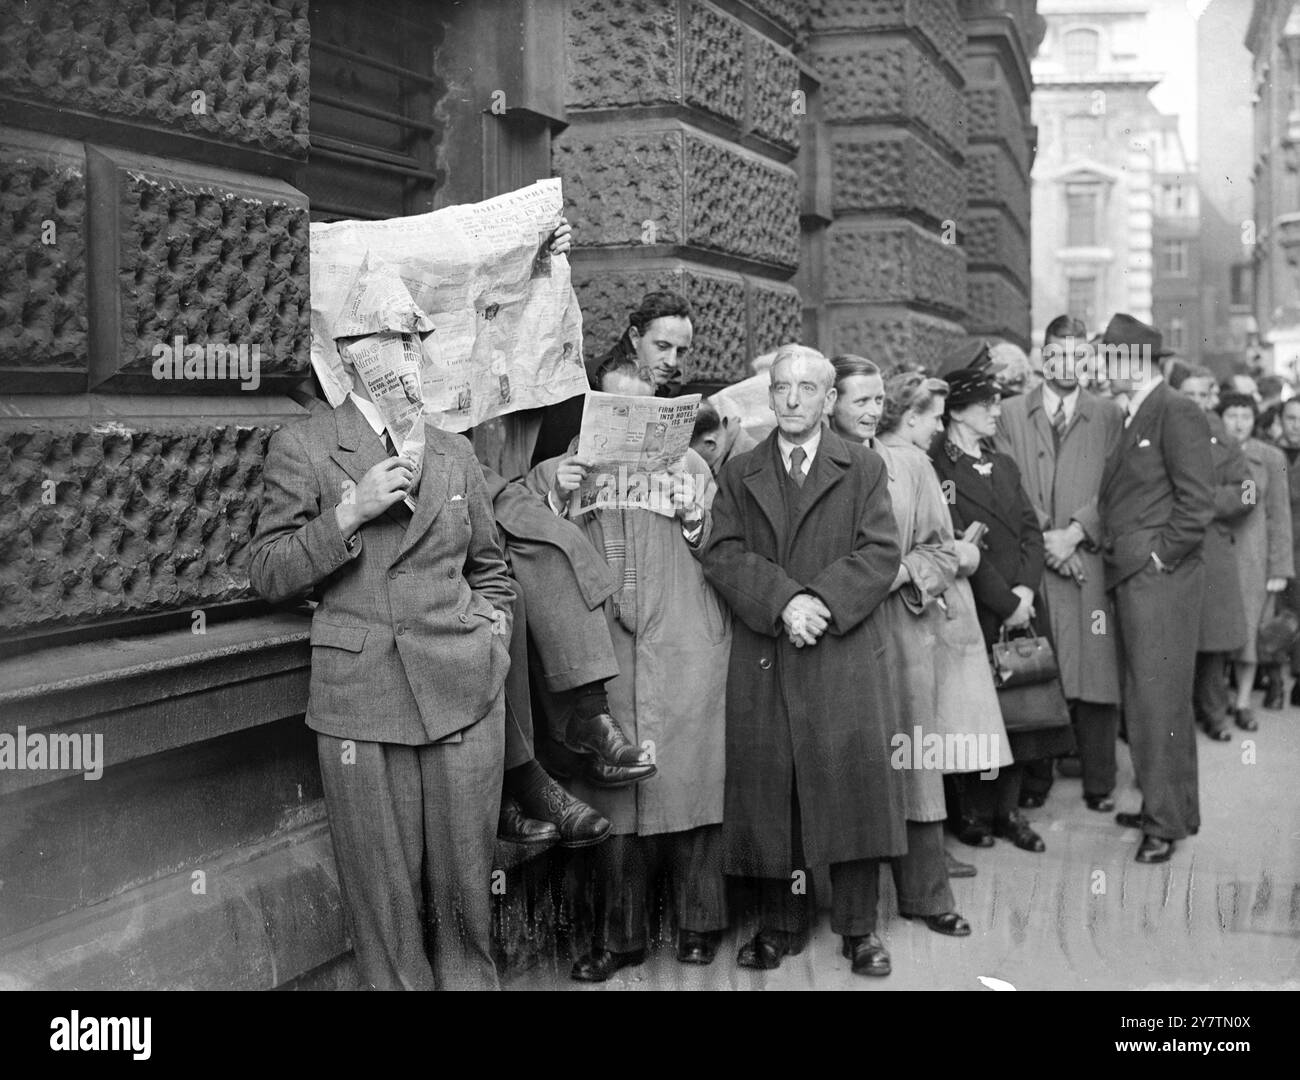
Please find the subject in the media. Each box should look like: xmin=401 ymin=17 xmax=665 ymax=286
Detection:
xmin=507 ymin=694 xmax=1300 ymax=991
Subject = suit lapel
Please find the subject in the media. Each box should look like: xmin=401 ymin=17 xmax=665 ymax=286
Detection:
xmin=789 ymin=429 xmax=850 ymax=541
xmin=741 ymin=433 xmax=788 ymax=553
xmin=330 ymin=398 xmax=387 ymax=489
xmin=396 ymin=429 xmax=450 ymax=558
xmin=1102 ymin=384 xmax=1162 ymax=495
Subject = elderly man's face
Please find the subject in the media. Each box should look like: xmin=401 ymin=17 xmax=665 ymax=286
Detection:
xmin=770 ymin=355 xmax=835 ymax=442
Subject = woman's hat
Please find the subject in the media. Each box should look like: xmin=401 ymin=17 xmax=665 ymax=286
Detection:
xmin=940 ymin=340 xmax=1001 ymax=411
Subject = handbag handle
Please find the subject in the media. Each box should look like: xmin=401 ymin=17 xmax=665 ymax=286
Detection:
xmin=998 ymin=619 xmax=1042 ymax=644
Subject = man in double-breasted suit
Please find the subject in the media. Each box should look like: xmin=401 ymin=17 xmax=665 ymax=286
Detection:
xmin=1097 ymin=314 xmax=1215 ymax=864
xmin=995 ymin=315 xmax=1124 ymax=812
xmin=250 ymin=388 xmax=513 ymax=990
xmin=702 ymin=345 xmax=905 ymax=978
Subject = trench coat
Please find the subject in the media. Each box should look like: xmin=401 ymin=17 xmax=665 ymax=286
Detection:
xmin=1198 ymin=414 xmax=1251 ymax=653
xmin=701 ymin=428 xmax=908 ymax=875
xmin=994 ymin=388 xmax=1123 ymax=704
xmin=1232 ymin=437 xmax=1294 ymax=662
xmin=875 ymin=434 xmax=1009 ymax=815
xmin=526 ymin=447 xmax=729 ymax=836
xmin=929 ymin=439 xmax=1074 ymax=761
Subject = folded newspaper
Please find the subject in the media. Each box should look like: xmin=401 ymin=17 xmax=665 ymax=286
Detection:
xmin=309 ymin=180 xmax=589 ymax=482
xmin=572 ymin=391 xmax=702 ymax=517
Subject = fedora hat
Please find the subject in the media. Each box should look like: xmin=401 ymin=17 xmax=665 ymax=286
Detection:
xmin=1099 ymin=313 xmax=1174 ymax=358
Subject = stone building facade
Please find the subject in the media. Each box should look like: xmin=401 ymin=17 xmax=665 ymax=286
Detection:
xmin=0 ymin=0 xmax=1039 ymax=988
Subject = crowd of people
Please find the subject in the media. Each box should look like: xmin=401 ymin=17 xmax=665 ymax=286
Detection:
xmin=249 ymin=234 xmax=1292 ymax=986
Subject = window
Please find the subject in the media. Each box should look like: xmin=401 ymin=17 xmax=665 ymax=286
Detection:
xmin=1167 ymin=318 xmax=1186 ymax=351
xmin=1067 ymin=277 xmax=1097 ymax=327
xmin=1063 ymin=28 xmax=1101 ymax=76
xmin=1230 ymin=263 xmax=1253 ymax=307
xmin=1158 ymin=182 xmax=1186 ymax=215
xmin=1159 ymin=240 xmax=1189 ymax=277
xmin=1065 ymin=184 xmax=1101 ymax=246
xmin=1063 ymin=114 xmax=1099 ymax=159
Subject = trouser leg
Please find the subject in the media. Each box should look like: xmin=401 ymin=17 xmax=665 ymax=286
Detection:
xmin=1021 ymin=758 xmax=1055 ymax=798
xmin=892 ymin=819 xmax=955 ymax=917
xmin=1073 ymin=699 xmax=1118 ymax=797
xmin=669 ymin=824 xmax=729 ymax=934
xmin=1193 ymin=651 xmax=1230 ymax=732
xmin=829 ymin=858 xmax=881 ymax=937
xmin=503 ymin=582 xmax=534 ymax=769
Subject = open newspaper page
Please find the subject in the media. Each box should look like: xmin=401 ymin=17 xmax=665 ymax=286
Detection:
xmin=572 ymin=392 xmax=702 ymax=518
xmin=309 ymin=178 xmax=588 ymax=433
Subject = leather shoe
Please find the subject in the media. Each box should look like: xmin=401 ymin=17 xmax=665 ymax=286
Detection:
xmin=1135 ymin=834 xmax=1175 ymax=864
xmin=583 ymin=759 xmax=657 ymax=789
xmin=677 ymin=930 xmax=719 ymax=965
xmin=1203 ymin=724 xmax=1232 ymax=742
xmin=497 ymin=796 xmax=560 ymax=845
xmin=1018 ymin=790 xmax=1046 ymax=809
xmin=1084 ymin=794 xmax=1115 ymax=813
xmin=737 ymin=929 xmax=799 ymax=970
xmin=564 ymin=711 xmax=651 ymax=768
xmin=516 ymin=774 xmax=612 ymax=848
xmin=901 ymin=911 xmax=971 ymax=937
xmin=944 ymin=849 xmax=977 ymax=878
xmin=1115 ymin=810 xmax=1143 ymax=829
xmin=955 ymin=814 xmax=994 ymax=848
xmin=1234 ymin=707 xmax=1258 ymax=732
xmin=841 ymin=933 xmax=891 ymax=976
xmin=992 ymin=811 xmax=1045 ymax=853
xmin=571 ymin=947 xmax=646 ymax=982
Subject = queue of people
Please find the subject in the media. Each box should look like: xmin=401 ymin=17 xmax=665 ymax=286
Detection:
xmin=251 ymin=255 xmax=1279 ymax=986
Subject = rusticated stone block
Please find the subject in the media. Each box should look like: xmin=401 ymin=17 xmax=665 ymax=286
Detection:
xmin=686 ymin=1 xmax=745 ymax=126
xmin=0 ymin=130 xmax=87 ymax=391
xmin=815 ymin=39 xmax=966 ymax=156
xmin=964 ymin=209 xmax=1029 ymax=288
xmin=742 ymin=0 xmax=809 ymax=38
xmin=566 ymin=0 xmax=680 ymax=109
xmin=554 ymin=130 xmax=685 ymax=246
xmin=831 ymin=130 xmax=964 ymax=223
xmin=808 ymin=0 xmax=966 ymax=73
xmin=966 ymin=143 xmax=1030 ymax=222
xmin=825 ymin=307 xmax=966 ymax=372
xmin=86 ymin=147 xmax=310 ymax=390
xmin=685 ymin=135 xmax=799 ymax=266
xmin=0 ymin=421 xmax=272 ymax=632
xmin=967 ymin=83 xmax=1031 ymax=177
xmin=825 ymin=224 xmax=966 ymax=315
xmin=0 ymin=0 xmax=309 ymax=158
xmin=572 ymin=265 xmax=748 ymax=385
xmin=967 ymin=273 xmax=1030 ymax=340
xmin=749 ymin=281 xmax=803 ymax=360
xmin=746 ymin=30 xmax=801 ymax=151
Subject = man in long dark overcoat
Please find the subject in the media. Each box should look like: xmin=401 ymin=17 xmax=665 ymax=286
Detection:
xmin=702 ymin=344 xmax=906 ymax=977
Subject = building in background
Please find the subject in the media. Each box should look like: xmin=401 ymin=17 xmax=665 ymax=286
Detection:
xmin=0 ymin=0 xmax=1041 ymax=989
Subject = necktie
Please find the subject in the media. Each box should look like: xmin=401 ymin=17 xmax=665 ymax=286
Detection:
xmin=1051 ymin=398 xmax=1067 ymax=448
xmin=789 ymin=446 xmax=806 ymax=488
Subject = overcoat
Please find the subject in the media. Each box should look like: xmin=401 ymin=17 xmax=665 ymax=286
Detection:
xmin=526 ymin=448 xmax=729 ymax=836
xmin=1232 ymin=437 xmax=1295 ymax=661
xmin=1198 ymin=414 xmax=1251 ymax=653
xmin=994 ymin=388 xmax=1123 ymax=704
xmin=701 ymin=428 xmax=907 ymax=875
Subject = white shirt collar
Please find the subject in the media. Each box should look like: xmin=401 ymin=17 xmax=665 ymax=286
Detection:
xmin=777 ymin=426 xmax=822 ymax=472
xmin=348 ymin=392 xmax=385 ymax=437
xmin=1126 ymin=375 xmax=1163 ymax=423
xmin=1041 ymin=383 xmax=1079 ymax=423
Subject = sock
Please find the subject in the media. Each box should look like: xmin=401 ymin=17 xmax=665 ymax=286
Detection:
xmin=573 ymin=680 xmax=610 ymax=721
xmin=504 ymin=759 xmax=553 ymax=810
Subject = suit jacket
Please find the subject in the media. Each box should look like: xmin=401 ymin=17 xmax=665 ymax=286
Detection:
xmin=249 ymin=398 xmax=515 ymax=744
xmin=1099 ymin=381 xmax=1215 ymax=590
xmin=994 ymin=388 xmax=1122 ymax=703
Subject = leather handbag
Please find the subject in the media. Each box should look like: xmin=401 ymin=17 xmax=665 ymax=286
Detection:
xmin=1256 ymin=596 xmax=1299 ymax=665
xmin=989 ymin=622 xmax=1059 ymax=688
xmin=996 ymin=676 xmax=1073 ymax=734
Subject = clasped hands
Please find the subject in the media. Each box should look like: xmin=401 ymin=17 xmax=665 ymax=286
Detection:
xmin=781 ymin=592 xmax=831 ymax=648
xmin=1044 ymin=521 xmax=1087 ymax=584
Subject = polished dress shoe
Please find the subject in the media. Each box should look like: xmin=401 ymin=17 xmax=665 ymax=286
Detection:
xmin=583 ymin=758 xmax=657 ymax=789
xmin=1135 ymin=834 xmax=1176 ymax=864
xmin=1084 ymin=794 xmax=1115 ymax=813
xmin=1115 ymin=810 xmax=1143 ymax=829
xmin=992 ymin=811 xmax=1045 ymax=853
xmin=1018 ymin=790 xmax=1046 ymax=809
xmin=497 ymin=796 xmax=560 ymax=845
xmin=677 ymin=929 xmax=719 ymax=965
xmin=737 ymin=929 xmax=799 ymax=970
xmin=842 ymin=933 xmax=891 ymax=976
xmin=1234 ymin=707 xmax=1258 ymax=732
xmin=955 ymin=814 xmax=994 ymax=848
xmin=901 ymin=911 xmax=971 ymax=937
xmin=571 ymin=947 xmax=646 ymax=982
xmin=1202 ymin=724 xmax=1232 ymax=742
xmin=517 ymin=774 xmax=612 ymax=848
xmin=944 ymin=849 xmax=977 ymax=878
xmin=564 ymin=711 xmax=652 ymax=767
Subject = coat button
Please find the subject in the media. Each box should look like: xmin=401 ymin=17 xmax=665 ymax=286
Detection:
xmin=395 ymin=624 xmax=405 ymax=635
xmin=447 ymin=568 xmax=457 ymax=579
xmin=759 ymin=657 xmax=772 ymax=670
xmin=459 ymin=613 xmax=469 ymax=623
xmin=388 ymin=570 xmax=398 ymax=580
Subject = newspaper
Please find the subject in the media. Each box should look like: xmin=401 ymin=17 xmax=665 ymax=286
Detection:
xmin=572 ymin=392 xmax=702 ymax=517
xmin=309 ymin=178 xmax=588 ymax=433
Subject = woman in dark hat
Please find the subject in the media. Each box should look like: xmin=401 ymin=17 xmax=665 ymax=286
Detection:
xmin=929 ymin=354 xmax=1075 ymax=853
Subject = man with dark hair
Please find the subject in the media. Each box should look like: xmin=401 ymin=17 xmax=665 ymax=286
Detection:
xmin=690 ymin=400 xmax=759 ymax=476
xmin=1098 ymin=314 xmax=1215 ymax=864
